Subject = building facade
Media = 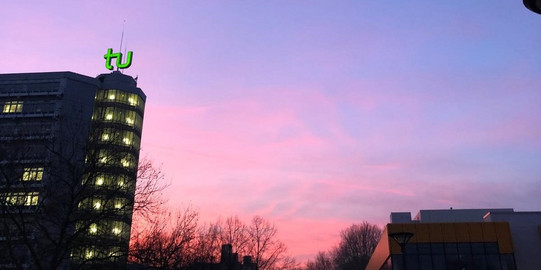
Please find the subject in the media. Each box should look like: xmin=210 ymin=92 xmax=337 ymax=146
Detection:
xmin=0 ymin=71 xmax=146 ymax=269
xmin=367 ymin=208 xmax=541 ymax=270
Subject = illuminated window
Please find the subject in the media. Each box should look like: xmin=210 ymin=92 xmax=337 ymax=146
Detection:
xmin=93 ymin=200 xmax=102 ymax=210
xmin=111 ymin=221 xmax=124 ymax=236
xmin=102 ymin=133 xmax=110 ymax=141
xmin=114 ymin=198 xmax=124 ymax=209
xmin=128 ymin=97 xmax=136 ymax=106
xmin=122 ymin=137 xmax=131 ymax=145
xmin=85 ymin=248 xmax=94 ymax=259
xmin=121 ymin=157 xmax=131 ymax=168
xmin=95 ymin=176 xmax=104 ymax=186
xmin=89 ymin=223 xmax=98 ymax=234
xmin=118 ymin=178 xmax=125 ymax=188
xmin=1 ymin=192 xmax=39 ymax=206
xmin=26 ymin=193 xmax=38 ymax=206
xmin=22 ymin=167 xmax=44 ymax=181
xmin=108 ymin=93 xmax=116 ymax=100
xmin=3 ymin=101 xmax=23 ymax=113
xmin=112 ymin=226 xmax=121 ymax=235
xmin=98 ymin=151 xmax=108 ymax=164
xmin=105 ymin=113 xmax=113 ymax=120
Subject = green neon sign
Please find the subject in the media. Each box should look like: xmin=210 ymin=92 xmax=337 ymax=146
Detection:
xmin=104 ymin=48 xmax=133 ymax=70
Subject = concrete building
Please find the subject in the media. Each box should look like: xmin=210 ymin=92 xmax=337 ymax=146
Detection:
xmin=367 ymin=208 xmax=541 ymax=270
xmin=0 ymin=71 xmax=146 ymax=269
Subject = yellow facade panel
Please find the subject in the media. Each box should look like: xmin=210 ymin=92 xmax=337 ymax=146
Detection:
xmin=494 ymin=222 xmax=514 ymax=253
xmin=415 ymin=223 xmax=430 ymax=242
xmin=454 ymin=223 xmax=471 ymax=242
xmin=442 ymin=223 xmax=457 ymax=242
xmin=402 ymin=223 xmax=418 ymax=243
xmin=469 ymin=223 xmax=484 ymax=242
xmin=481 ymin=222 xmax=498 ymax=242
xmin=428 ymin=223 xmax=444 ymax=242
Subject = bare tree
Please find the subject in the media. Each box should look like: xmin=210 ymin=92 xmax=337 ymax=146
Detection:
xmin=245 ymin=216 xmax=298 ymax=270
xmin=129 ymin=206 xmax=200 ymax=269
xmin=332 ymin=222 xmax=382 ymax=270
xmin=305 ymin=251 xmax=334 ymax=270
xmin=217 ymin=216 xmax=249 ymax=256
xmin=133 ymin=157 xmax=168 ymax=219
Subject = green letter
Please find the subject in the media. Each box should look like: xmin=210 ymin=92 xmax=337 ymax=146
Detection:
xmin=104 ymin=48 xmax=115 ymax=70
xmin=116 ymin=51 xmax=133 ymax=69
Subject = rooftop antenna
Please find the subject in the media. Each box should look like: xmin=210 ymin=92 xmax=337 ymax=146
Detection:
xmin=118 ymin=19 xmax=126 ymax=72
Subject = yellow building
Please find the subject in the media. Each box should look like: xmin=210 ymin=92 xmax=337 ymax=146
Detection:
xmin=366 ymin=222 xmax=516 ymax=270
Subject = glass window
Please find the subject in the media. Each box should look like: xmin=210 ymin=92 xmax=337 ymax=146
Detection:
xmin=93 ymin=199 xmax=102 ymax=210
xmin=500 ymin=254 xmax=516 ymax=270
xmin=2 ymin=101 xmax=23 ymax=113
xmin=485 ymin=243 xmax=499 ymax=254
xmin=417 ymin=243 xmax=431 ymax=254
xmin=89 ymin=223 xmax=98 ymax=234
xmin=22 ymin=167 xmax=44 ymax=181
xmin=113 ymin=198 xmax=125 ymax=209
xmin=85 ymin=247 xmax=95 ymax=259
xmin=419 ymin=255 xmax=433 ymax=270
xmin=457 ymin=243 xmax=471 ymax=256
xmin=1 ymin=192 xmax=39 ymax=206
xmin=445 ymin=243 xmax=458 ymax=254
xmin=473 ymin=254 xmax=488 ymax=269
xmin=487 ymin=254 xmax=502 ymax=270
xmin=111 ymin=221 xmax=122 ymax=235
xmin=431 ymin=243 xmax=444 ymax=254
xmin=471 ymin=243 xmax=485 ymax=254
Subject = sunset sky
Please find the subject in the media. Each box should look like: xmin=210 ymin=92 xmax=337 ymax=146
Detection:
xmin=2 ymin=1 xmax=541 ymax=262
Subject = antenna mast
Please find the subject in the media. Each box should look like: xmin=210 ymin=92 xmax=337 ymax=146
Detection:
xmin=118 ymin=20 xmax=126 ymax=71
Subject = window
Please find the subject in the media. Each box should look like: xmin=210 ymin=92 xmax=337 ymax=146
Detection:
xmin=112 ymin=224 xmax=122 ymax=235
xmin=102 ymin=132 xmax=110 ymax=141
xmin=113 ymin=198 xmax=125 ymax=209
xmin=95 ymin=176 xmax=104 ymax=186
xmin=1 ymin=192 xmax=39 ymax=206
xmin=94 ymin=199 xmax=102 ymax=210
xmin=22 ymin=167 xmax=44 ymax=181
xmin=2 ymin=101 xmax=23 ymax=113
xmin=85 ymin=248 xmax=95 ymax=259
xmin=117 ymin=177 xmax=126 ymax=189
xmin=89 ymin=223 xmax=98 ymax=234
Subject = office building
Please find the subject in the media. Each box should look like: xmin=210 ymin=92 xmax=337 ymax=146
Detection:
xmin=367 ymin=208 xmax=541 ymax=270
xmin=0 ymin=71 xmax=146 ymax=269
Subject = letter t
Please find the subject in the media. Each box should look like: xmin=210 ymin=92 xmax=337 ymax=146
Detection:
xmin=104 ymin=48 xmax=115 ymax=70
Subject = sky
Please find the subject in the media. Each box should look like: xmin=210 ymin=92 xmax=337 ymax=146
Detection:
xmin=2 ymin=0 xmax=541 ymax=262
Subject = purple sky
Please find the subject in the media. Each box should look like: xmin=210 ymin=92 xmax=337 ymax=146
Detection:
xmin=2 ymin=1 xmax=541 ymax=261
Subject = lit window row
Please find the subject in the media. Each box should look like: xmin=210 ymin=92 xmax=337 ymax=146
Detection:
xmin=76 ymin=245 xmax=122 ymax=261
xmin=95 ymin=89 xmax=145 ymax=111
xmin=22 ymin=167 xmax=44 ymax=181
xmin=95 ymin=151 xmax=137 ymax=169
xmin=91 ymin=174 xmax=129 ymax=190
xmin=2 ymin=101 xmax=23 ymax=113
xmin=87 ymin=221 xmax=127 ymax=237
xmin=93 ymin=106 xmax=142 ymax=130
xmin=1 ymin=192 xmax=39 ymax=206
xmin=79 ymin=197 xmax=127 ymax=211
xmin=99 ymin=129 xmax=141 ymax=149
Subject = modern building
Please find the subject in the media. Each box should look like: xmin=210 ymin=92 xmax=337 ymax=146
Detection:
xmin=366 ymin=208 xmax=541 ymax=270
xmin=0 ymin=71 xmax=146 ymax=269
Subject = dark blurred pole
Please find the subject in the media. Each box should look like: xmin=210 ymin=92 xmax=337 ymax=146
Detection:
xmin=524 ymin=0 xmax=541 ymax=15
